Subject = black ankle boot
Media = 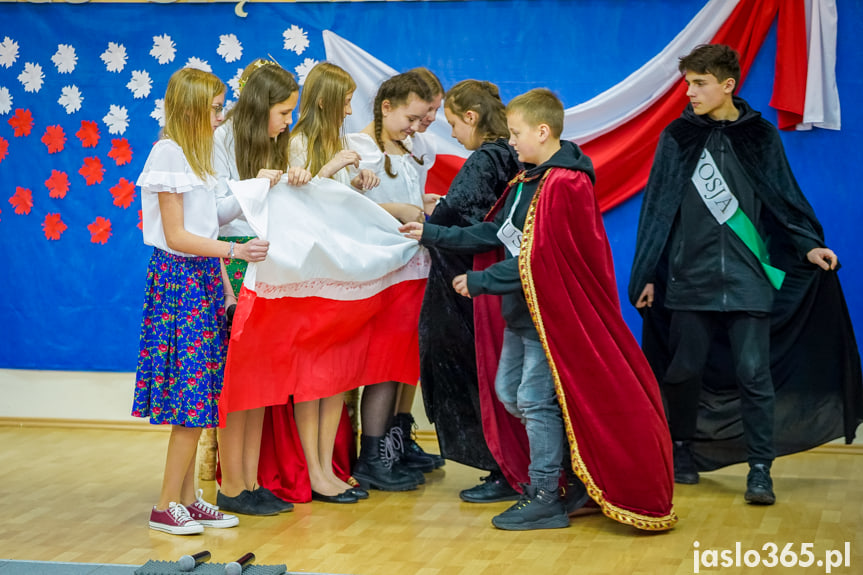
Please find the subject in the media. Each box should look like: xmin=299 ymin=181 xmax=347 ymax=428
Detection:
xmin=352 ymin=434 xmax=419 ymax=492
xmin=393 ymin=412 xmax=445 ymax=471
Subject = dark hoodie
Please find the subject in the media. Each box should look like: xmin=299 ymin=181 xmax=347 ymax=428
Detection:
xmin=421 ymin=140 xmax=595 ymax=339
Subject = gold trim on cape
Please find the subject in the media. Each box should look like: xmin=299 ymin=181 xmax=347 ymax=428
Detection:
xmin=519 ymin=169 xmax=678 ymax=531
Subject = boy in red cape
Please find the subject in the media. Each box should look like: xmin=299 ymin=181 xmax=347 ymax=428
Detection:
xmin=401 ymin=89 xmax=677 ymax=531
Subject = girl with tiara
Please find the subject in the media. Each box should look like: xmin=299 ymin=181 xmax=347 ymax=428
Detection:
xmin=133 ymin=67 xmax=268 ymax=534
xmin=212 ymin=61 xmax=310 ymax=516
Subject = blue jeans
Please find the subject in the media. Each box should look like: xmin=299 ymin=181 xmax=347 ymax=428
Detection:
xmin=494 ymin=328 xmax=564 ymax=493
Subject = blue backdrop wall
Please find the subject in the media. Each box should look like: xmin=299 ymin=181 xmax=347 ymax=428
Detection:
xmin=0 ymin=0 xmax=860 ymax=371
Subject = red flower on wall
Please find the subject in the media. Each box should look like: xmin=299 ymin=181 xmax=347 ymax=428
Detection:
xmin=41 ymin=125 xmax=66 ymax=154
xmin=110 ymin=178 xmax=136 ymax=209
xmin=108 ymin=138 xmax=132 ymax=166
xmin=76 ymin=120 xmax=100 ymax=148
xmin=42 ymin=213 xmax=67 ymax=240
xmin=87 ymin=216 xmax=112 ymax=244
xmin=8 ymin=109 xmax=34 ymax=137
xmin=45 ymin=170 xmax=70 ymax=199
xmin=79 ymin=157 xmax=105 ymax=185
xmin=0 ymin=137 xmax=8 ymax=164
xmin=137 ymin=209 xmax=143 ymax=230
xmin=9 ymin=187 xmax=33 ymax=215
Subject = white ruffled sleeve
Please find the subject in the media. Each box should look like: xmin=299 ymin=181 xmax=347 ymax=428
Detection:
xmin=136 ymin=139 xmax=208 ymax=194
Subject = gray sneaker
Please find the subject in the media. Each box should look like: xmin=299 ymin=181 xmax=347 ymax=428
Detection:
xmin=491 ymin=484 xmax=569 ymax=531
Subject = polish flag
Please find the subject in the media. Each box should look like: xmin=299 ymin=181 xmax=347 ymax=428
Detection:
xmin=326 ymin=0 xmax=839 ymax=211
xmin=218 ymin=177 xmax=429 ymax=421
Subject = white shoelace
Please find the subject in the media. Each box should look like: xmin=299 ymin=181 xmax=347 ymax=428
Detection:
xmin=167 ymin=502 xmax=196 ymax=524
xmin=193 ymin=489 xmax=221 ymax=515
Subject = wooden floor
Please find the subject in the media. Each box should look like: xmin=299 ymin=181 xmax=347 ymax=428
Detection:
xmin=0 ymin=426 xmax=861 ymax=575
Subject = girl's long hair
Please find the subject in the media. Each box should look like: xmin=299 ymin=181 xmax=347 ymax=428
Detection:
xmin=372 ymin=71 xmax=432 ymax=177
xmin=290 ymin=62 xmax=356 ymax=176
xmin=163 ymin=67 xmax=225 ymax=180
xmin=229 ymin=64 xmax=299 ymax=179
xmin=444 ymin=80 xmax=509 ymax=143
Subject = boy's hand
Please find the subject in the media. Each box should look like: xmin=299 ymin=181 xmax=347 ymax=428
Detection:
xmin=807 ymin=247 xmax=839 ymax=270
xmin=636 ymin=283 xmax=654 ymax=308
xmin=285 ymin=166 xmax=312 ymax=186
xmin=256 ymin=168 xmax=284 ymax=188
xmin=453 ymin=274 xmax=471 ymax=298
xmin=399 ymin=221 xmax=423 ymax=241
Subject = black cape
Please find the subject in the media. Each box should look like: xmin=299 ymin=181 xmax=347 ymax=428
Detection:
xmin=419 ymin=138 xmax=521 ymax=469
xmin=628 ymin=99 xmax=863 ymax=470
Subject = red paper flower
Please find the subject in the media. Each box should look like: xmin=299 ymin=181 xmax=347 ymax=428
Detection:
xmin=9 ymin=187 xmax=33 ymax=215
xmin=79 ymin=156 xmax=105 ymax=185
xmin=41 ymin=125 xmax=66 ymax=154
xmin=137 ymin=209 xmax=143 ymax=230
xmin=108 ymin=138 xmax=132 ymax=166
xmin=45 ymin=170 xmax=70 ymax=199
xmin=110 ymin=177 xmax=136 ymax=209
xmin=42 ymin=213 xmax=67 ymax=240
xmin=0 ymin=137 xmax=8 ymax=164
xmin=87 ymin=216 xmax=112 ymax=244
xmin=8 ymin=109 xmax=34 ymax=137
xmin=76 ymin=120 xmax=100 ymax=148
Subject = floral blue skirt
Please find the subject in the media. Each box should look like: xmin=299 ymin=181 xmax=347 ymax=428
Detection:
xmin=132 ymin=248 xmax=228 ymax=427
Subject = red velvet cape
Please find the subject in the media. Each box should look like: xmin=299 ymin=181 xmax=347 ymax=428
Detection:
xmin=474 ymin=168 xmax=677 ymax=530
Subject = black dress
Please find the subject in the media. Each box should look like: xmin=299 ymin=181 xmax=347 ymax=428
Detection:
xmin=419 ymin=138 xmax=521 ymax=469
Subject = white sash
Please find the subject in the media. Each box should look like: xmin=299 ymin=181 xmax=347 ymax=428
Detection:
xmin=691 ymin=148 xmax=738 ymax=224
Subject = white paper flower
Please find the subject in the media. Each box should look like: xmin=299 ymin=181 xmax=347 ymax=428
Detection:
xmin=283 ymin=25 xmax=309 ymax=55
xmin=151 ymin=98 xmax=165 ymax=127
xmin=228 ymin=67 xmax=244 ymax=98
xmin=184 ymin=57 xmax=212 ymax=73
xmin=294 ymin=58 xmax=318 ymax=86
xmin=58 ymin=85 xmax=83 ymax=114
xmin=18 ymin=62 xmax=44 ymax=93
xmin=224 ymin=99 xmax=236 ymax=114
xmin=101 ymin=42 xmax=127 ymax=73
xmin=150 ymin=34 xmax=176 ymax=65
xmin=52 ymin=44 xmax=77 ymax=74
xmin=127 ymin=70 xmax=152 ymax=99
xmin=0 ymin=86 xmax=12 ymax=115
xmin=217 ymin=34 xmax=243 ymax=63
xmin=0 ymin=37 xmax=19 ymax=69
xmin=103 ymin=104 xmax=129 ymax=135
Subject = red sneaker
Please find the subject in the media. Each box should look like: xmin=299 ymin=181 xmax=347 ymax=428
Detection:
xmin=186 ymin=489 xmax=239 ymax=528
xmin=149 ymin=502 xmax=204 ymax=535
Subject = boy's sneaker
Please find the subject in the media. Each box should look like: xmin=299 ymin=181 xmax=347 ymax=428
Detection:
xmin=217 ymin=489 xmax=281 ymax=516
xmin=459 ymin=470 xmax=520 ymax=503
xmin=491 ymin=484 xmax=569 ymax=531
xmin=148 ymin=502 xmax=204 ymax=535
xmin=562 ymin=475 xmax=590 ymax=516
xmin=744 ymin=464 xmax=776 ymax=505
xmin=187 ymin=489 xmax=239 ymax=528
xmin=673 ymin=441 xmax=700 ymax=484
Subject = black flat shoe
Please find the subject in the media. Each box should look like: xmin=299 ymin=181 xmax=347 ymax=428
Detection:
xmin=348 ymin=486 xmax=369 ymax=500
xmin=311 ymin=490 xmax=359 ymax=504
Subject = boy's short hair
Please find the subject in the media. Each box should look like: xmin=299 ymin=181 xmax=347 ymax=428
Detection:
xmin=678 ymin=44 xmax=741 ymax=90
xmin=506 ymin=88 xmax=564 ymax=139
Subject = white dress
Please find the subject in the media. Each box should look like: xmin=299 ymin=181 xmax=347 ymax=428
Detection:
xmin=138 ymin=139 xmax=219 ymax=256
xmin=347 ymin=132 xmax=423 ymax=208
xmin=408 ymin=131 xmax=437 ymax=194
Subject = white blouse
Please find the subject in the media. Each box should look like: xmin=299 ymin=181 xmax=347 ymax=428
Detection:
xmin=347 ymin=132 xmax=423 ymax=209
xmin=212 ymin=120 xmax=254 ymax=237
xmin=138 ymin=139 xmax=219 ymax=257
xmin=408 ymin=131 xmax=437 ymax=194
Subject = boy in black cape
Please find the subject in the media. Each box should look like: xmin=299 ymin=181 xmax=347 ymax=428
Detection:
xmin=629 ymin=43 xmax=862 ymax=505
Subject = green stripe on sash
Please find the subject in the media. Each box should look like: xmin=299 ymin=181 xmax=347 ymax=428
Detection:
xmin=725 ymin=209 xmax=785 ymax=290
